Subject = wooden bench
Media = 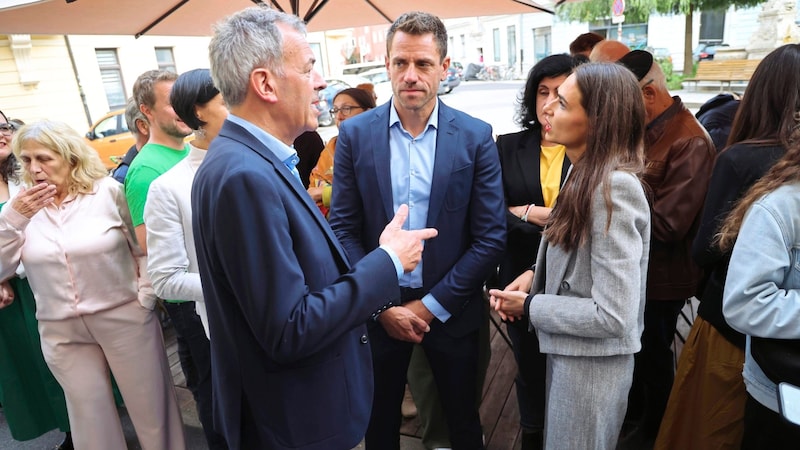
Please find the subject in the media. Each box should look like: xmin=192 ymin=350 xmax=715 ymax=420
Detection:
xmin=683 ymin=59 xmax=760 ymax=91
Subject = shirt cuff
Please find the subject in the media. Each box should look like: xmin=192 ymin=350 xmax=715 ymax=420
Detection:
xmin=379 ymin=245 xmax=404 ymax=279
xmin=422 ymin=293 xmax=451 ymax=322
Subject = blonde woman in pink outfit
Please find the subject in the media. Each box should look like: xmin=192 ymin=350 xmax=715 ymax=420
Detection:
xmin=0 ymin=120 xmax=186 ymax=450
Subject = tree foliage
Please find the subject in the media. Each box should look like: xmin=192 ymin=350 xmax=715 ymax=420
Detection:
xmin=558 ymin=0 xmax=765 ymax=25
xmin=557 ymin=0 xmax=766 ymax=75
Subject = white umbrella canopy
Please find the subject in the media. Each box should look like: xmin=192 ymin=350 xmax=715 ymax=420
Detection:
xmin=0 ymin=0 xmax=555 ymax=36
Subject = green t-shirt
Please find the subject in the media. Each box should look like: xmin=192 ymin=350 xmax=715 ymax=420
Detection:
xmin=124 ymin=142 xmax=189 ymax=226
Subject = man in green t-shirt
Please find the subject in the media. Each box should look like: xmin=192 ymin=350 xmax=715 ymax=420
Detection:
xmin=125 ymin=69 xmax=191 ymax=248
xmin=124 ymin=69 xmax=227 ymax=449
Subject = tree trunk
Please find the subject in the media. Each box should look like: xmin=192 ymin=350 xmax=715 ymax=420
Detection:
xmin=683 ymin=6 xmax=694 ymax=75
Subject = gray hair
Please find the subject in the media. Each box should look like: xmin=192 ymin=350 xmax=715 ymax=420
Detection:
xmin=124 ymin=97 xmax=147 ymax=136
xmin=209 ymin=6 xmax=306 ymax=107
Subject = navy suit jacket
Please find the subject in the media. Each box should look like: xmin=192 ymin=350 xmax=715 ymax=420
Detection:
xmin=329 ymin=101 xmax=506 ymax=337
xmin=191 ymin=119 xmax=401 ymax=450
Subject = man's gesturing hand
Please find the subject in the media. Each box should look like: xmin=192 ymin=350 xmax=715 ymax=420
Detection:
xmin=379 ymin=204 xmax=438 ymax=273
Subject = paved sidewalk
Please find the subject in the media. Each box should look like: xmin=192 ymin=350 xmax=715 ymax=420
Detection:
xmin=0 ymin=385 xmax=428 ymax=449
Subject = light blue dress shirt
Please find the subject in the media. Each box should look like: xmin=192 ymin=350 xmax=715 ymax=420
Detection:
xmin=389 ymin=101 xmax=450 ymax=322
xmin=227 ymin=114 xmax=302 ymax=183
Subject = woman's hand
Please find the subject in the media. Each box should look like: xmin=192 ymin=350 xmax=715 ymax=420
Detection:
xmin=507 ymin=269 xmax=534 ymax=292
xmin=509 ymin=204 xmax=528 ymax=221
xmin=0 ymin=281 xmax=14 ymax=309
xmin=307 ymin=186 xmax=323 ymax=203
xmin=488 ymin=288 xmax=527 ymax=322
xmin=11 ymin=183 xmax=57 ymax=218
xmin=488 ymin=269 xmax=535 ymax=321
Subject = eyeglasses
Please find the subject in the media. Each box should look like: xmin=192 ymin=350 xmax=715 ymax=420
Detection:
xmin=0 ymin=123 xmax=17 ymax=137
xmin=329 ymin=105 xmax=364 ymax=116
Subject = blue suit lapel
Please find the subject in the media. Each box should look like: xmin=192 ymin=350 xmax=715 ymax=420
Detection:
xmin=220 ymin=120 xmax=351 ymax=269
xmin=427 ymin=102 xmax=456 ymax=228
xmin=371 ymin=105 xmax=395 ymax=221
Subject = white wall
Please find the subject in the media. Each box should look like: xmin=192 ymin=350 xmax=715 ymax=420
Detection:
xmin=0 ymin=35 xmax=87 ymax=133
xmin=67 ymin=35 xmax=212 ymax=128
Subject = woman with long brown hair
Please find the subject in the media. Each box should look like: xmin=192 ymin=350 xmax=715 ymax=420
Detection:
xmin=720 ymin=128 xmax=800 ymax=448
xmin=656 ymin=43 xmax=800 ymax=450
xmin=494 ymin=54 xmax=577 ymax=449
xmin=489 ymin=62 xmax=650 ymax=448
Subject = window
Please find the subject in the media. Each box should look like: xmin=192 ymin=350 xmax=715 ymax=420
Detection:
xmin=155 ymin=47 xmax=176 ymax=72
xmin=533 ymin=27 xmax=552 ymax=63
xmin=507 ymin=25 xmax=517 ymax=68
xmin=493 ymin=28 xmax=501 ymax=62
xmin=95 ymin=49 xmax=126 ymax=110
xmin=460 ymin=34 xmax=466 ymax=58
xmin=699 ymin=10 xmax=726 ymax=42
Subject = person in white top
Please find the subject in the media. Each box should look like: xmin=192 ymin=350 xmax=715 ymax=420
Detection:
xmin=144 ymin=68 xmax=229 ymax=450
xmin=0 ymin=120 xmax=185 ymax=450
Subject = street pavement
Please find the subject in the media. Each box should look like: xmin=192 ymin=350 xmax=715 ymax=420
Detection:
xmin=319 ymin=79 xmax=720 ymax=144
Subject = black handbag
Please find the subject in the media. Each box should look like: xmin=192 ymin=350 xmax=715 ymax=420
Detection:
xmin=750 ymin=336 xmax=800 ymax=386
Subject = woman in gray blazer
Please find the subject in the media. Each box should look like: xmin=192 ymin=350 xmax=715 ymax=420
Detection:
xmin=490 ymin=62 xmax=651 ymax=449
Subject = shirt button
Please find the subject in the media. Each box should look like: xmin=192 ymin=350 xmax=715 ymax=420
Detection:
xmin=560 ymin=281 xmax=570 ymax=291
xmin=360 ymin=334 xmax=368 ymax=344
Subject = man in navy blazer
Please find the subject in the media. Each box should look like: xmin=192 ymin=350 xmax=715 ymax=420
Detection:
xmin=192 ymin=8 xmax=436 ymax=450
xmin=328 ymin=12 xmax=506 ymax=450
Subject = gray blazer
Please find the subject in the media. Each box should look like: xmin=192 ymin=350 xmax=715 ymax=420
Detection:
xmin=528 ymin=171 xmax=651 ymax=357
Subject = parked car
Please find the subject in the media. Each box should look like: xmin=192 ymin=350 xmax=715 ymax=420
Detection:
xmin=316 ymin=94 xmax=334 ymax=127
xmin=322 ymin=74 xmax=392 ymax=105
xmin=84 ymin=109 xmax=133 ymax=170
xmin=647 ymin=47 xmax=672 ymax=64
xmin=694 ymin=42 xmax=730 ymax=61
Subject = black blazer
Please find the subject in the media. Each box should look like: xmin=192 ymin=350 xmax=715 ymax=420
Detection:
xmin=495 ymin=128 xmax=571 ymax=288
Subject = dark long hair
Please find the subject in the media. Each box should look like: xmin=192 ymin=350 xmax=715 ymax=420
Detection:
xmin=515 ymin=54 xmax=579 ymax=130
xmin=544 ymin=63 xmax=646 ymax=251
xmin=726 ymin=44 xmax=800 ymax=148
xmin=718 ymin=126 xmax=800 ymax=251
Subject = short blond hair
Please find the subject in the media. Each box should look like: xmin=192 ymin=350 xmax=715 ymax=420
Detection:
xmin=11 ymin=120 xmax=108 ymax=195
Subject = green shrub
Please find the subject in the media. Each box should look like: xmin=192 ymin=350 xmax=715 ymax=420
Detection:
xmin=657 ymin=59 xmax=684 ymax=90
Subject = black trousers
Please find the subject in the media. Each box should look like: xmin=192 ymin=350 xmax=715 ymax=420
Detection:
xmin=741 ymin=393 xmax=800 ymax=449
xmin=364 ymin=321 xmax=484 ymax=450
xmin=163 ymin=301 xmax=227 ymax=450
xmin=506 ymin=319 xmax=546 ymax=432
xmin=626 ymin=299 xmax=686 ymax=440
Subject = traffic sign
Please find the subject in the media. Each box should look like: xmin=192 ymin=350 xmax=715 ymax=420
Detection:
xmin=612 ymin=0 xmax=625 ymax=16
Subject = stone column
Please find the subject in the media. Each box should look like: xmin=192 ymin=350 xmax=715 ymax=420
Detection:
xmin=746 ymin=0 xmax=800 ymax=59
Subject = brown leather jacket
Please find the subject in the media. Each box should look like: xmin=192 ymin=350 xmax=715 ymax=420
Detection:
xmin=643 ymin=97 xmax=715 ymax=301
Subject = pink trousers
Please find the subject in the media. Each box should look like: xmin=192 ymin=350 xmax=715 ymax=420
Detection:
xmin=39 ymin=300 xmax=186 ymax=450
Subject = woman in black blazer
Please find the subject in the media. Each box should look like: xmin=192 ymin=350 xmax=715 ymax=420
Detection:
xmin=494 ymin=54 xmax=578 ymax=450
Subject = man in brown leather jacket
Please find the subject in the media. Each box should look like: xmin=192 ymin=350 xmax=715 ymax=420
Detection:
xmin=618 ymin=51 xmax=716 ymax=447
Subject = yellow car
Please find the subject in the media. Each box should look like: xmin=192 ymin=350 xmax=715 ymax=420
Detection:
xmin=84 ymin=109 xmax=133 ymax=170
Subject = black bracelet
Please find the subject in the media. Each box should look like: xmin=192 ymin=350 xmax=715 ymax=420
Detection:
xmin=371 ymin=302 xmax=395 ymax=322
